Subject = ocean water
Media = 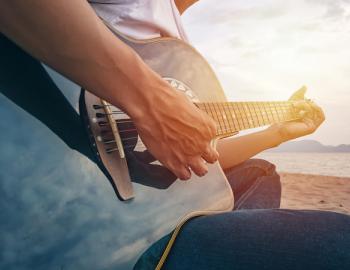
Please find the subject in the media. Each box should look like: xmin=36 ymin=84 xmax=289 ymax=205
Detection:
xmin=256 ymin=152 xmax=350 ymax=178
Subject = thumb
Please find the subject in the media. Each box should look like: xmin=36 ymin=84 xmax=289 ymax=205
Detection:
xmin=289 ymin=86 xmax=307 ymax=101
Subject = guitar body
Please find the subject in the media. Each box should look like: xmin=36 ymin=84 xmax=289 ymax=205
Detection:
xmin=0 ymin=28 xmax=233 ymax=269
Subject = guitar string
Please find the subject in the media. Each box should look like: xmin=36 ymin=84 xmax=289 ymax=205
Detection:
xmin=97 ymin=102 xmax=295 ymax=120
xmin=95 ymin=102 xmax=299 ymax=152
xmin=100 ymin=109 xmax=297 ymax=139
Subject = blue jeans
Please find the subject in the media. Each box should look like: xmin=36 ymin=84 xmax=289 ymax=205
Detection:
xmin=135 ymin=159 xmax=350 ymax=269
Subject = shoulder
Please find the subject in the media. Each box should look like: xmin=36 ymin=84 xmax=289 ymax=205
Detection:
xmin=175 ymin=0 xmax=199 ymax=14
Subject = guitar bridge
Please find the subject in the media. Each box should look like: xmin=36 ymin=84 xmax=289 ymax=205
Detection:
xmin=101 ymin=99 xmax=125 ymax=158
xmin=80 ymin=89 xmax=134 ymax=201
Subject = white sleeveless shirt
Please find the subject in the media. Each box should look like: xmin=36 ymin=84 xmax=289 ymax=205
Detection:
xmin=88 ymin=0 xmax=188 ymax=41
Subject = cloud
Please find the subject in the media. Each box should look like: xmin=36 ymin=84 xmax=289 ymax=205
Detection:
xmin=306 ymin=0 xmax=350 ymax=20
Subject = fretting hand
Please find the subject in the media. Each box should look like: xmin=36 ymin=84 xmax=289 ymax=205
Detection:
xmin=268 ymin=87 xmax=325 ymax=143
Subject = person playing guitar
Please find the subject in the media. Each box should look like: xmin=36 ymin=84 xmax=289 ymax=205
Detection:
xmin=0 ymin=1 xmax=349 ymax=270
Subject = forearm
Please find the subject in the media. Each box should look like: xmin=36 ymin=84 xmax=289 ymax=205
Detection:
xmin=0 ymin=1 xmax=219 ymax=179
xmin=0 ymin=0 xmax=169 ymax=120
xmin=217 ymin=129 xmax=282 ymax=170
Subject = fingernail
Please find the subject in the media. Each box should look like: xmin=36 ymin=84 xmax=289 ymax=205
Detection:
xmin=181 ymin=172 xmax=191 ymax=180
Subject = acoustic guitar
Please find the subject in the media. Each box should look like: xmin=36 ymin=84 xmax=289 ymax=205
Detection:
xmin=0 ymin=23 xmax=304 ymax=269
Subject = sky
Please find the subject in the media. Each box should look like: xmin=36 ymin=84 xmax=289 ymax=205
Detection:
xmin=182 ymin=0 xmax=350 ymax=146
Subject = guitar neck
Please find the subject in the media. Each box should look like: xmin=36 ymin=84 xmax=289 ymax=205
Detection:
xmin=196 ymin=101 xmax=300 ymax=136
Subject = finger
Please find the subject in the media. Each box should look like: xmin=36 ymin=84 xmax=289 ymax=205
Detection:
xmin=301 ymin=102 xmax=324 ymax=128
xmin=177 ymin=166 xmax=191 ymax=181
xmin=166 ymin=158 xmax=191 ymax=180
xmin=202 ymin=143 xmax=219 ymax=164
xmin=294 ymin=101 xmax=314 ymax=118
xmin=309 ymin=102 xmax=325 ymax=122
xmin=299 ymin=110 xmax=307 ymax=118
xmin=187 ymin=156 xmax=208 ymax=177
xmin=174 ymin=165 xmax=191 ymax=180
xmin=294 ymin=100 xmax=312 ymax=111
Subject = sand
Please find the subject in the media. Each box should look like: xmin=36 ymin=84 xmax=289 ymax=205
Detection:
xmin=280 ymin=173 xmax=350 ymax=215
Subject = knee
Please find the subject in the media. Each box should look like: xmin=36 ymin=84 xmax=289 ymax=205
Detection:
xmin=244 ymin=158 xmax=279 ymax=178
xmin=225 ymin=158 xmax=280 ymax=183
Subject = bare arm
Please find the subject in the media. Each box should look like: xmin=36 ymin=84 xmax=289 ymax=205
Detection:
xmin=0 ymin=0 xmax=218 ymax=180
xmin=217 ymin=129 xmax=281 ymax=170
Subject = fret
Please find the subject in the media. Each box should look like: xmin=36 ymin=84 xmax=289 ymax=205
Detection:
xmin=260 ymin=102 xmax=267 ymax=125
xmin=232 ymin=103 xmax=242 ymax=130
xmin=249 ymin=102 xmax=260 ymax=127
xmin=243 ymin=103 xmax=251 ymax=129
xmin=266 ymin=102 xmax=273 ymax=124
xmin=270 ymin=102 xmax=277 ymax=122
xmin=258 ymin=102 xmax=266 ymax=125
xmin=238 ymin=103 xmax=246 ymax=129
xmin=211 ymin=104 xmax=223 ymax=135
xmin=260 ymin=102 xmax=267 ymax=123
xmin=219 ymin=103 xmax=229 ymax=134
xmin=209 ymin=102 xmax=220 ymax=133
xmin=251 ymin=103 xmax=257 ymax=126
xmin=220 ymin=102 xmax=231 ymax=134
xmin=260 ymin=102 xmax=268 ymax=125
xmin=230 ymin=103 xmax=242 ymax=131
xmin=271 ymin=102 xmax=278 ymax=122
xmin=268 ymin=102 xmax=274 ymax=122
xmin=275 ymin=103 xmax=283 ymax=122
xmin=224 ymin=102 xmax=236 ymax=132
xmin=268 ymin=102 xmax=275 ymax=122
xmin=213 ymin=102 xmax=225 ymax=135
xmin=276 ymin=103 xmax=282 ymax=121
xmin=264 ymin=102 xmax=272 ymax=123
xmin=244 ymin=103 xmax=253 ymax=128
xmin=205 ymin=102 xmax=220 ymax=133
xmin=246 ymin=103 xmax=252 ymax=127
xmin=238 ymin=103 xmax=248 ymax=129
xmin=213 ymin=102 xmax=236 ymax=135
xmin=240 ymin=102 xmax=249 ymax=129
xmin=228 ymin=103 xmax=238 ymax=132
xmin=252 ymin=102 xmax=262 ymax=127
xmin=222 ymin=105 xmax=233 ymax=134
xmin=243 ymin=103 xmax=251 ymax=128
xmin=248 ymin=103 xmax=257 ymax=127
xmin=276 ymin=103 xmax=282 ymax=120
xmin=280 ymin=103 xmax=288 ymax=121
xmin=256 ymin=103 xmax=263 ymax=126
xmin=280 ymin=103 xmax=287 ymax=120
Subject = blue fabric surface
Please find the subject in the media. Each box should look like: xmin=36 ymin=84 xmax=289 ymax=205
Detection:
xmin=135 ymin=159 xmax=350 ymax=270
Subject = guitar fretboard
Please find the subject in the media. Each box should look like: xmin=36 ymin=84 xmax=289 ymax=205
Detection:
xmin=196 ymin=101 xmax=299 ymax=136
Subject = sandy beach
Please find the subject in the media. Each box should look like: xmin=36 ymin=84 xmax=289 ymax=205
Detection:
xmin=281 ymin=173 xmax=350 ymax=215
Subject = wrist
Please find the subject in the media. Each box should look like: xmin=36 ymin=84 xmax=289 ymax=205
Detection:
xmin=264 ymin=124 xmax=286 ymax=147
xmin=125 ymin=72 xmax=178 ymax=123
xmin=102 ymin=51 xmax=175 ymax=122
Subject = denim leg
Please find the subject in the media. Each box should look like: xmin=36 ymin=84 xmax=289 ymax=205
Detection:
xmin=157 ymin=210 xmax=350 ymax=270
xmin=224 ymin=159 xmax=281 ymax=210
